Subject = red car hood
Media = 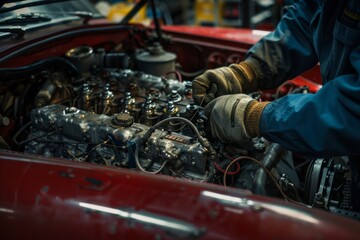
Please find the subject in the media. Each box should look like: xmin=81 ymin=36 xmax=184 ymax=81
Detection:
xmin=1 ymin=150 xmax=359 ymax=239
xmin=162 ymin=25 xmax=269 ymax=45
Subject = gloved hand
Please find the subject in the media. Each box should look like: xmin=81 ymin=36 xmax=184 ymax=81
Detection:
xmin=205 ymin=94 xmax=269 ymax=144
xmin=192 ymin=58 xmax=262 ymax=105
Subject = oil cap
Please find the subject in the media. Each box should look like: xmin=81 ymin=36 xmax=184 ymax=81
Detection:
xmin=112 ymin=113 xmax=134 ymax=128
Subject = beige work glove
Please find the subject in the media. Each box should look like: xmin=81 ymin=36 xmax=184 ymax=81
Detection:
xmin=192 ymin=58 xmax=262 ymax=105
xmin=205 ymin=94 xmax=269 ymax=144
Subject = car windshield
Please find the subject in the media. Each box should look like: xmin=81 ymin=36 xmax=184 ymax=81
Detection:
xmin=0 ymin=0 xmax=102 ymax=37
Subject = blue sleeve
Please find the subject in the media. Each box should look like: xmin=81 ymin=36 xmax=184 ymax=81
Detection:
xmin=259 ymin=46 xmax=360 ymax=157
xmin=246 ymin=0 xmax=319 ymax=89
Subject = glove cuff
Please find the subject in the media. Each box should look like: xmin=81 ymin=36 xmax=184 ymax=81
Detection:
xmin=244 ymin=101 xmax=270 ymax=137
xmin=229 ymin=58 xmax=263 ymax=94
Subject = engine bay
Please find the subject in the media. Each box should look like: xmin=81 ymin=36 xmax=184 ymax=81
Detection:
xmin=0 ymin=29 xmax=358 ymax=220
xmin=24 ymin=62 xmax=212 ymax=181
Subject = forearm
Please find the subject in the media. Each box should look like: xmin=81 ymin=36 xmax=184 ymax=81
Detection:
xmin=259 ymin=76 xmax=360 ymax=157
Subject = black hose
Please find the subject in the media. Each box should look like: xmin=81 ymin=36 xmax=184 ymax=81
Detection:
xmin=0 ymin=57 xmax=79 ymax=80
xmin=205 ymin=161 xmax=216 ymax=183
xmin=252 ymin=143 xmax=283 ymax=195
xmin=177 ymin=68 xmax=206 ymax=79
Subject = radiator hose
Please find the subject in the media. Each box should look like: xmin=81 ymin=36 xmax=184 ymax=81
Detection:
xmin=252 ymin=143 xmax=283 ymax=195
xmin=0 ymin=57 xmax=79 ymax=80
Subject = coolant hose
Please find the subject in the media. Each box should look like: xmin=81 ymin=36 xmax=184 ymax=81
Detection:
xmin=252 ymin=143 xmax=283 ymax=195
xmin=0 ymin=57 xmax=79 ymax=80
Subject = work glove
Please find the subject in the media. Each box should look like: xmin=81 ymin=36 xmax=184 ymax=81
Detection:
xmin=205 ymin=94 xmax=269 ymax=144
xmin=192 ymin=58 xmax=262 ymax=105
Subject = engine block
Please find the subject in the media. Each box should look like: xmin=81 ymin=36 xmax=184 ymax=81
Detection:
xmin=26 ymin=103 xmax=210 ymax=180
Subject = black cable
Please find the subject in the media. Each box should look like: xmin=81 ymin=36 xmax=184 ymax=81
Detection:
xmin=17 ymin=130 xmax=57 ymax=146
xmin=204 ymin=161 xmax=216 ymax=183
xmin=108 ymin=135 xmax=126 ymax=165
xmin=177 ymin=68 xmax=206 ymax=79
xmin=80 ymin=140 xmax=108 ymax=161
xmin=0 ymin=57 xmax=79 ymax=80
xmin=12 ymin=122 xmax=31 ymax=145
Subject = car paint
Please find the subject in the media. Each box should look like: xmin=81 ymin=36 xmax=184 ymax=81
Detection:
xmin=1 ymin=150 xmax=359 ymax=239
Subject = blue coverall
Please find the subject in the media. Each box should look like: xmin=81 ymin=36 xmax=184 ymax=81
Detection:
xmin=247 ymin=0 xmax=360 ymax=207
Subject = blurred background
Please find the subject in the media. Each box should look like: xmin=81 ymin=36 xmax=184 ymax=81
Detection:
xmin=90 ymin=0 xmax=285 ymax=31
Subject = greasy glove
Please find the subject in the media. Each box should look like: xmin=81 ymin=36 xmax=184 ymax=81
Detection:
xmin=192 ymin=58 xmax=262 ymax=105
xmin=205 ymin=94 xmax=269 ymax=144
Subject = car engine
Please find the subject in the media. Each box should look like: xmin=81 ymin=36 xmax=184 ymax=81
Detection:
xmin=1 ymin=43 xmax=358 ymax=220
xmin=20 ymin=45 xmax=216 ymax=181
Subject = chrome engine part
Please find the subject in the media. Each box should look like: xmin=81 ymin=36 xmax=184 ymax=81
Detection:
xmin=26 ymin=104 xmax=210 ymax=180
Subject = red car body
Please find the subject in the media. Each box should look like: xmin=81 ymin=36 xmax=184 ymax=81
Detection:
xmin=1 ymin=150 xmax=359 ymax=239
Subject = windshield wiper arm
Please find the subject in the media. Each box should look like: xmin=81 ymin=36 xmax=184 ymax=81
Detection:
xmin=0 ymin=0 xmax=73 ymax=14
xmin=31 ymin=11 xmax=94 ymax=24
xmin=72 ymin=11 xmax=93 ymax=24
xmin=0 ymin=26 xmax=25 ymax=38
xmin=0 ymin=13 xmax=51 ymax=26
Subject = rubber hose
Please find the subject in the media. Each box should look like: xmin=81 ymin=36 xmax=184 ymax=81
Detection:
xmin=0 ymin=57 xmax=79 ymax=80
xmin=252 ymin=143 xmax=283 ymax=195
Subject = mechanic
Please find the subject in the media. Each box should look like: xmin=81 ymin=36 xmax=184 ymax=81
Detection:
xmin=192 ymin=0 xmax=360 ymax=209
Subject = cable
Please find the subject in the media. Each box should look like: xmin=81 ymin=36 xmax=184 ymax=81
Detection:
xmin=134 ymin=143 xmax=167 ymax=174
xmin=35 ymin=140 xmax=87 ymax=145
xmin=17 ymin=130 xmax=57 ymax=146
xmin=274 ymin=81 xmax=295 ymax=99
xmin=78 ymin=140 xmax=109 ymax=162
xmin=214 ymin=161 xmax=240 ymax=175
xmin=12 ymin=122 xmax=31 ymax=145
xmin=177 ymin=67 xmax=206 ymax=79
xmin=168 ymin=94 xmax=206 ymax=133
xmin=200 ymin=161 xmax=217 ymax=183
xmin=223 ymin=156 xmax=287 ymax=200
xmin=0 ymin=57 xmax=79 ymax=80
xmin=163 ymin=70 xmax=183 ymax=82
xmin=222 ymin=155 xmax=306 ymax=205
xmin=175 ymin=44 xmax=206 ymax=79
xmin=140 ymin=117 xmax=208 ymax=148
